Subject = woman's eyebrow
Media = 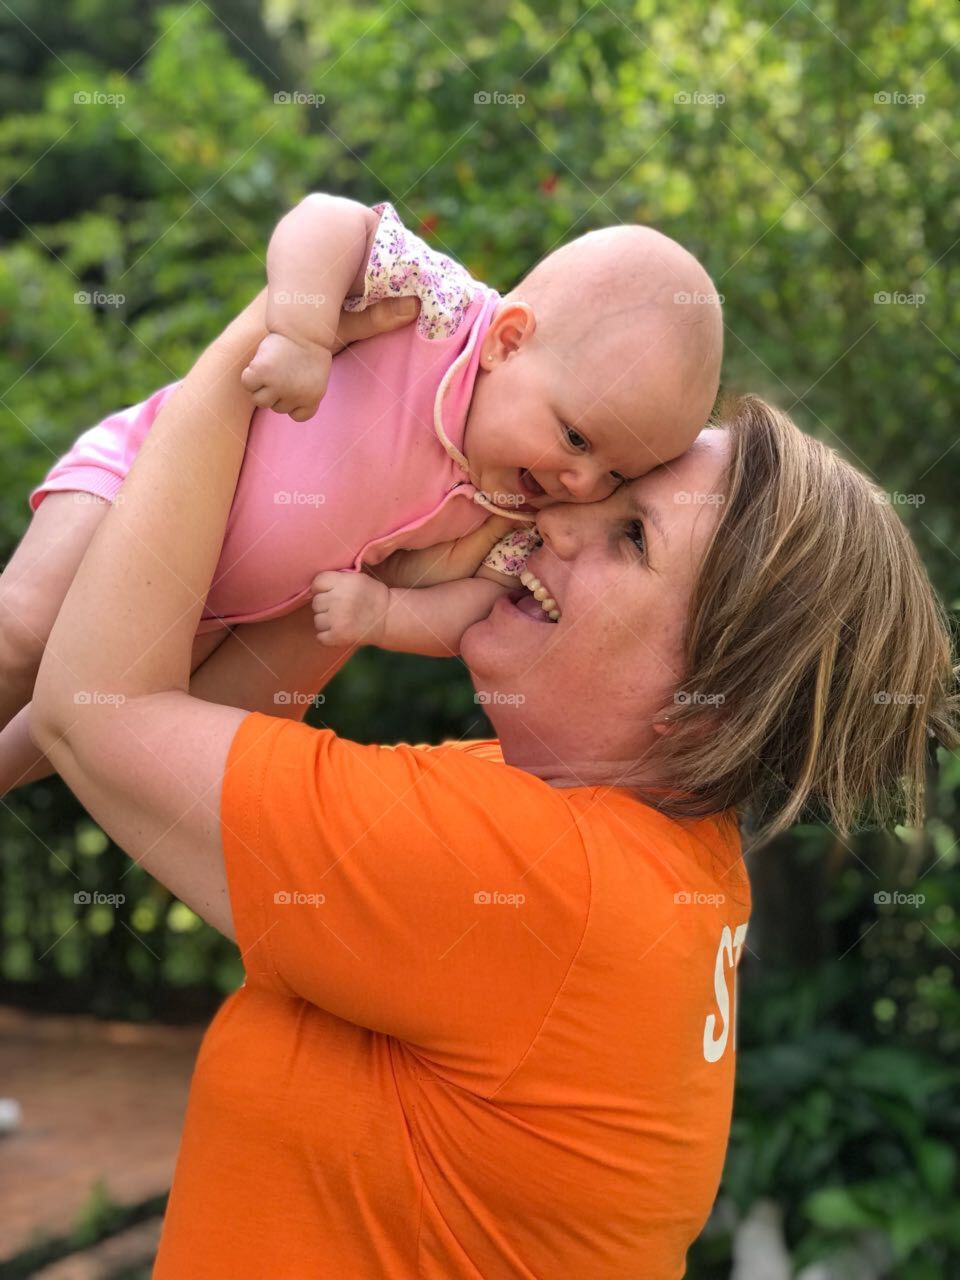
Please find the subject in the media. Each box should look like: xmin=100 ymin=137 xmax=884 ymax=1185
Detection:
xmin=631 ymin=497 xmax=668 ymax=546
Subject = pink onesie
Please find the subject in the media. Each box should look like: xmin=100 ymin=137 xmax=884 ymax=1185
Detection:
xmin=28 ymin=204 xmax=508 ymax=634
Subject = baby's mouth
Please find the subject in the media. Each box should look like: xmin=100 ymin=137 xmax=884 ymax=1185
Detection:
xmin=517 ymin=568 xmax=560 ymax=621
xmin=518 ymin=469 xmax=546 ymax=500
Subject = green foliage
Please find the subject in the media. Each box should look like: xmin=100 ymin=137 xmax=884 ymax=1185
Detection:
xmin=0 ymin=2 xmax=958 ymax=1274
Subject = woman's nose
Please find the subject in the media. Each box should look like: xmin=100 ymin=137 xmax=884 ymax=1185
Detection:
xmin=535 ymin=502 xmax=583 ymax=560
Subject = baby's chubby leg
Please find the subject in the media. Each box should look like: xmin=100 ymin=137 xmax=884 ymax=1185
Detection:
xmin=0 ymin=492 xmax=113 ymax=733
xmin=0 ymin=492 xmax=233 ymax=794
xmin=0 ymin=604 xmax=342 ymax=796
xmin=0 ymin=493 xmax=227 ymax=730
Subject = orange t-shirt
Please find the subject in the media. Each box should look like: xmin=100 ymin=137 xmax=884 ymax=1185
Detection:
xmin=153 ymin=712 xmax=751 ymax=1279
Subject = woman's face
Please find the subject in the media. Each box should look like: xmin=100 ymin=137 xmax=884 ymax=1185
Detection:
xmin=461 ymin=428 xmax=731 ymax=784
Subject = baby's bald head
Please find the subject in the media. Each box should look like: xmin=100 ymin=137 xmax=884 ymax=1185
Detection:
xmin=503 ymin=224 xmax=723 ymax=468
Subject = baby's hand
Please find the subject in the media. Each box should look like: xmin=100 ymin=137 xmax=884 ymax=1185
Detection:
xmin=311 ymin=570 xmax=391 ymax=648
xmin=240 ymin=332 xmax=333 ymax=422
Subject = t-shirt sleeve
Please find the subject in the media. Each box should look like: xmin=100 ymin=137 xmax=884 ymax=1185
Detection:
xmin=220 ymin=712 xmax=590 ymax=1082
xmin=342 ymin=201 xmax=479 ymax=340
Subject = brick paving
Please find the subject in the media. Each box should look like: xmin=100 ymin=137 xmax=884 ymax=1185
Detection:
xmin=0 ymin=1005 xmax=203 ymax=1264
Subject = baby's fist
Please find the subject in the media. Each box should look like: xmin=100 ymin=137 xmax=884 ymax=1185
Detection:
xmin=241 ymin=333 xmax=333 ymax=422
xmin=311 ymin=570 xmax=390 ymax=648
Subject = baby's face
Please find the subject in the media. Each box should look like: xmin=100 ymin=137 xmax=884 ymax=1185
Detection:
xmin=463 ymin=315 xmax=713 ymax=512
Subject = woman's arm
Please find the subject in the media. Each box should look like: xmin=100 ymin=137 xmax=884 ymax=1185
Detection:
xmin=29 ymin=292 xmax=417 ymax=940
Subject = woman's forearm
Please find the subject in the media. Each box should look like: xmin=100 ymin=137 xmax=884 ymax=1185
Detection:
xmin=32 ymin=293 xmax=267 ymax=743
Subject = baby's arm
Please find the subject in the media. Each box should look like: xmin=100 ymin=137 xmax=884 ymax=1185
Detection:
xmin=240 ymin=194 xmax=379 ymax=420
xmin=312 ymin=570 xmax=512 ymax=659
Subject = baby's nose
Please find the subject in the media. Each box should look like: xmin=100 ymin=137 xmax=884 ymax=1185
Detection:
xmin=559 ymin=463 xmax=614 ymax=502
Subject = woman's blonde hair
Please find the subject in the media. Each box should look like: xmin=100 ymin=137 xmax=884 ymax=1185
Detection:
xmin=652 ymin=393 xmax=959 ymax=846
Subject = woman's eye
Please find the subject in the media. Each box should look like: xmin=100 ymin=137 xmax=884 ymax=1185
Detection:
xmin=564 ymin=425 xmax=588 ymax=451
xmin=625 ymin=519 xmax=646 ymax=556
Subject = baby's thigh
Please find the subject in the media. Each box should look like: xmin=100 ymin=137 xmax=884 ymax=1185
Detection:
xmin=0 ymin=492 xmax=111 ymax=654
xmin=189 ymin=627 xmax=231 ymax=672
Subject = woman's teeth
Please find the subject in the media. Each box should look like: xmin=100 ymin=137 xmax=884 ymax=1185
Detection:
xmin=519 ymin=570 xmax=561 ymax=621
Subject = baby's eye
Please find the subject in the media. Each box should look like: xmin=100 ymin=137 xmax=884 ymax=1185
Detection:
xmin=564 ymin=425 xmax=589 ymax=451
xmin=624 ymin=519 xmax=646 ymax=556
xmin=610 ymin=471 xmax=628 ymax=485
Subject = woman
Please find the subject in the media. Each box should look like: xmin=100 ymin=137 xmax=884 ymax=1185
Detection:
xmin=30 ymin=292 xmax=956 ymax=1279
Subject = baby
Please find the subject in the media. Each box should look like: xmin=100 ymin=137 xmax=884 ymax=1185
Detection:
xmin=243 ymin=194 xmax=723 ymax=655
xmin=0 ymin=193 xmax=722 ymax=788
